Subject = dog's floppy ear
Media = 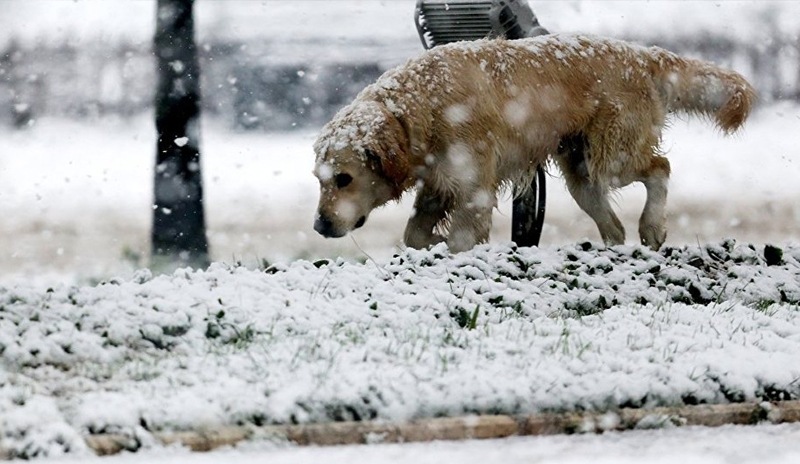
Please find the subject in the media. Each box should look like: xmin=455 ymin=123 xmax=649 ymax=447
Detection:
xmin=365 ymin=112 xmax=412 ymax=198
xmin=364 ymin=148 xmax=384 ymax=174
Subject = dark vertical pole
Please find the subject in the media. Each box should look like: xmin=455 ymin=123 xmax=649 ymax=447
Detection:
xmin=152 ymin=0 xmax=209 ymax=270
xmin=510 ymin=15 xmax=548 ymax=248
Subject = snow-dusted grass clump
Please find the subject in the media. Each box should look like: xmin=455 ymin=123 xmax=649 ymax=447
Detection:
xmin=2 ymin=240 xmax=800 ymax=458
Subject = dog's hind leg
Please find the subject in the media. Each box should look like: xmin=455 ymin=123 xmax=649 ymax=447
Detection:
xmin=566 ymin=177 xmax=625 ymax=246
xmin=556 ymin=140 xmax=625 ymax=246
xmin=404 ymin=186 xmax=449 ymax=249
xmin=638 ymin=156 xmax=671 ymax=250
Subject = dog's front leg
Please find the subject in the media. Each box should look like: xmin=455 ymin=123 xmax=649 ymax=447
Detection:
xmin=404 ymin=187 xmax=448 ymax=249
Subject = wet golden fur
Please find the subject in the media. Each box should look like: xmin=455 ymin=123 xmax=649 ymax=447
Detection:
xmin=313 ymin=34 xmax=756 ymax=252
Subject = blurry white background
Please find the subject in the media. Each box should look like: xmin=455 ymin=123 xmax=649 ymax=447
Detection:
xmin=0 ymin=0 xmax=799 ymax=282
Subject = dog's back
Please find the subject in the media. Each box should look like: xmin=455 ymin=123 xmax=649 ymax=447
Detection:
xmin=358 ymin=35 xmax=755 ymax=184
xmin=503 ymin=35 xmax=755 ymax=183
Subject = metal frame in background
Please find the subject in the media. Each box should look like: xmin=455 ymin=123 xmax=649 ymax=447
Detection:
xmin=414 ymin=0 xmax=548 ymax=247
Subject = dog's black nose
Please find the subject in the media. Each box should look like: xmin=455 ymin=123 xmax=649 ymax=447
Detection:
xmin=314 ymin=215 xmax=335 ymax=237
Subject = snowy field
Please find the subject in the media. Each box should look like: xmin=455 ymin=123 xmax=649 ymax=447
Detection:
xmin=0 ymin=103 xmax=799 ymax=283
xmin=2 ymin=0 xmax=800 ymax=462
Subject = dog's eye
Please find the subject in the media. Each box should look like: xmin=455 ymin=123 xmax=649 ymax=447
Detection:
xmin=335 ymin=173 xmax=353 ymax=189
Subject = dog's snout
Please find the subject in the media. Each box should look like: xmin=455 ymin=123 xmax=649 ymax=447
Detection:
xmin=315 ymin=215 xmax=350 ymax=238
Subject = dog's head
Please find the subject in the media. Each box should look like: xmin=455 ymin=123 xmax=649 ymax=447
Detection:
xmin=312 ymin=101 xmax=411 ymax=238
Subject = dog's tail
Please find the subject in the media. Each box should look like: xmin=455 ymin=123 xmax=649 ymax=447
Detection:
xmin=654 ymin=53 xmax=756 ymax=134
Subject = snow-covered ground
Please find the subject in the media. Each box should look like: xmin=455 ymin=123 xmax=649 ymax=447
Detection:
xmin=2 ymin=0 xmax=800 ymax=461
xmin=2 ymin=240 xmax=800 ymax=459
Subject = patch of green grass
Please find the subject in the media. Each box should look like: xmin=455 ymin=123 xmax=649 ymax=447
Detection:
xmin=204 ymin=309 xmax=257 ymax=348
xmin=450 ymin=305 xmax=480 ymax=330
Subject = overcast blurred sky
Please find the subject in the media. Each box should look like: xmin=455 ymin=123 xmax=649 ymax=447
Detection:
xmin=2 ymin=0 xmax=799 ymax=49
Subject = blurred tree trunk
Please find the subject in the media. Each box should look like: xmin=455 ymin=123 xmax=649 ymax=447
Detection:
xmin=1 ymin=40 xmax=34 ymax=128
xmin=787 ymin=34 xmax=800 ymax=102
xmin=151 ymin=0 xmax=209 ymax=270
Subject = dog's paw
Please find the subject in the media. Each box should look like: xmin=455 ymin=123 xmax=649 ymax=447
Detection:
xmin=447 ymin=229 xmax=480 ymax=253
xmin=404 ymin=232 xmax=445 ymax=250
xmin=639 ymin=224 xmax=666 ymax=250
xmin=599 ymin=225 xmax=625 ymax=247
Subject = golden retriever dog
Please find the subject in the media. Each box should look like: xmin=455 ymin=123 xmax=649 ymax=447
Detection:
xmin=312 ymin=34 xmax=756 ymax=252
